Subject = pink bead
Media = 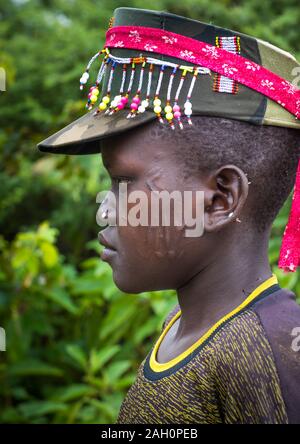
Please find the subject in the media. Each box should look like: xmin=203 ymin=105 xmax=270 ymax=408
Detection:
xmin=173 ymin=105 xmax=180 ymax=112
xmin=121 ymin=97 xmax=128 ymax=104
xmin=174 ymin=111 xmax=181 ymax=118
xmin=132 ymin=97 xmax=140 ymax=104
xmin=88 ymin=93 xmax=92 ymax=98
xmin=130 ymin=102 xmax=138 ymax=110
xmin=117 ymin=103 xmax=125 ymax=110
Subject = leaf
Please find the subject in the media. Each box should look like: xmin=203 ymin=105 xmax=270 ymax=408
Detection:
xmin=10 ymin=360 xmax=63 ymax=377
xmin=71 ymin=276 xmax=104 ymax=295
xmin=103 ymin=360 xmax=131 ymax=382
xmin=50 ymin=384 xmax=96 ymax=402
xmin=45 ymin=288 xmax=79 ymax=314
xmin=65 ymin=344 xmax=87 ymax=371
xmin=40 ymin=242 xmax=58 ymax=268
xmin=18 ymin=401 xmax=67 ymax=418
xmin=89 ymin=345 xmax=121 ymax=375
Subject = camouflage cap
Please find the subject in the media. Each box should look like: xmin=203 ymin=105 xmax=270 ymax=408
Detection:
xmin=37 ymin=7 xmax=300 ymax=155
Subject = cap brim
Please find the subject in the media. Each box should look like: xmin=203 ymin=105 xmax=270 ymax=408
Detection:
xmin=37 ymin=108 xmax=156 ymax=155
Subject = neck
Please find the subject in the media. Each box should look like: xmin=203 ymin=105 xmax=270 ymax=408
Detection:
xmin=175 ymin=228 xmax=273 ymax=340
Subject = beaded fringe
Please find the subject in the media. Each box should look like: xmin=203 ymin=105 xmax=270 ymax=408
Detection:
xmin=79 ymin=47 xmax=211 ymax=129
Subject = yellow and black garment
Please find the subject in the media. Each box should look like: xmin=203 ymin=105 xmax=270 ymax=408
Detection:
xmin=116 ymin=274 xmax=300 ymax=424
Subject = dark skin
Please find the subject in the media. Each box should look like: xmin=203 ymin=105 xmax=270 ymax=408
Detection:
xmin=98 ymin=122 xmax=273 ymax=363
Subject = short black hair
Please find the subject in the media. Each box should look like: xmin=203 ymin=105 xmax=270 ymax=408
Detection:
xmin=147 ymin=115 xmax=300 ymax=232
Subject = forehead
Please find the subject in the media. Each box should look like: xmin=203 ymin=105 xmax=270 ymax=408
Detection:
xmin=100 ymin=126 xmax=172 ymax=169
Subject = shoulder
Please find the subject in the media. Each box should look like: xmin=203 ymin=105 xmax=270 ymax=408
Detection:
xmin=211 ymin=287 xmax=300 ymax=362
xmin=209 ymin=309 xmax=289 ymax=423
xmin=210 ymin=308 xmax=274 ymax=368
xmin=249 ymin=287 xmax=300 ymax=423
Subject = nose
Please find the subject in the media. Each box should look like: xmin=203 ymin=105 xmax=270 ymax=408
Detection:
xmin=96 ymin=191 xmax=117 ymax=227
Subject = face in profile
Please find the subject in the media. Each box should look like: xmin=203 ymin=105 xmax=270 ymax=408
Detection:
xmin=97 ymin=122 xmax=212 ymax=294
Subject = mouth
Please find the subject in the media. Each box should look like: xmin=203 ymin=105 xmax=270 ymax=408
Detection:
xmin=98 ymin=231 xmax=117 ymax=262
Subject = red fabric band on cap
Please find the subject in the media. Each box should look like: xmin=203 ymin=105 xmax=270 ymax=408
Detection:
xmin=105 ymin=25 xmax=300 ymax=119
xmin=279 ymin=159 xmax=300 ymax=272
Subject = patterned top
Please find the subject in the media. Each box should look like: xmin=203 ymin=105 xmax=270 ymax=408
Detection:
xmin=116 ymin=275 xmax=300 ymax=424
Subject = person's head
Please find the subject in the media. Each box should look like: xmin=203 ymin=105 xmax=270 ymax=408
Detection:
xmin=98 ymin=115 xmax=300 ymax=293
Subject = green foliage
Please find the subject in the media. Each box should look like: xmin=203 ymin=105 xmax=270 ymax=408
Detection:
xmin=0 ymin=0 xmax=299 ymax=424
xmin=0 ymin=222 xmax=176 ymax=423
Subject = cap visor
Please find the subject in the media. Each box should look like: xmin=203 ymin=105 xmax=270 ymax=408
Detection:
xmin=37 ymin=108 xmax=156 ymax=155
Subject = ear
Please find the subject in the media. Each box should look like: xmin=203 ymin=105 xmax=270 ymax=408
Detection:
xmin=204 ymin=164 xmax=249 ymax=233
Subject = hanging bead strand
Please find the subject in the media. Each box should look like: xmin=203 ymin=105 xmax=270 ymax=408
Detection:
xmin=86 ymin=55 xmax=109 ymax=110
xmin=108 ymin=60 xmax=136 ymax=115
xmin=105 ymin=63 xmax=128 ymax=115
xmin=127 ymin=60 xmax=146 ymax=119
xmin=164 ymin=65 xmax=178 ymax=130
xmin=136 ymin=62 xmax=153 ymax=115
xmin=153 ymin=64 xmax=166 ymax=124
xmin=79 ymin=50 xmax=102 ymax=90
xmin=172 ymin=68 xmax=189 ymax=129
xmin=95 ymin=59 xmax=117 ymax=114
xmin=184 ymin=67 xmax=199 ymax=125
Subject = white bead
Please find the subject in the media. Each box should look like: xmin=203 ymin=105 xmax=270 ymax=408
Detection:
xmin=184 ymin=109 xmax=192 ymax=115
xmin=111 ymin=100 xmax=118 ymax=107
xmin=81 ymin=72 xmax=89 ymax=82
xmin=138 ymin=106 xmax=145 ymax=113
xmin=184 ymin=102 xmax=192 ymax=109
xmin=114 ymin=95 xmax=122 ymax=101
xmin=142 ymin=100 xmax=149 ymax=107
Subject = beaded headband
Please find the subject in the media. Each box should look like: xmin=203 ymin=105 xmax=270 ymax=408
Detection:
xmin=79 ymin=26 xmax=300 ymax=125
xmin=80 ymin=48 xmax=211 ymax=129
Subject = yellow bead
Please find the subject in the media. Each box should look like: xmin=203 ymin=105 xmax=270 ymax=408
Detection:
xmin=102 ymin=96 xmax=110 ymax=104
xmin=166 ymin=112 xmax=173 ymax=120
xmin=99 ymin=102 xmax=107 ymax=110
xmin=90 ymin=95 xmax=98 ymax=103
xmin=164 ymin=105 xmax=172 ymax=113
xmin=154 ymin=105 xmax=162 ymax=114
xmin=153 ymin=98 xmax=161 ymax=107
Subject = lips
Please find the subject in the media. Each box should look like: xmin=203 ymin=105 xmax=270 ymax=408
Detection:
xmin=98 ymin=231 xmax=117 ymax=251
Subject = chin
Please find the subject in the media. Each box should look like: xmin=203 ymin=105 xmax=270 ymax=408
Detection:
xmin=112 ymin=272 xmax=160 ymax=294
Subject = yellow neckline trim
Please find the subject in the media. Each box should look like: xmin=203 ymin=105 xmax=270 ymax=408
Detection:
xmin=149 ymin=274 xmax=278 ymax=372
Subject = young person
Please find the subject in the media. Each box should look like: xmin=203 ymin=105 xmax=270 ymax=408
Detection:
xmin=38 ymin=7 xmax=300 ymax=423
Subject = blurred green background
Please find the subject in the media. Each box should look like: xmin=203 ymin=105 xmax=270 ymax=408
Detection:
xmin=0 ymin=0 xmax=299 ymax=424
